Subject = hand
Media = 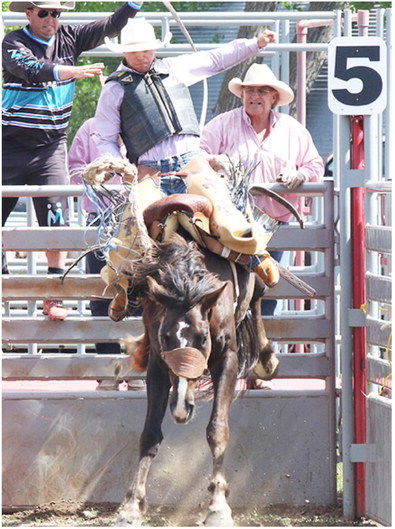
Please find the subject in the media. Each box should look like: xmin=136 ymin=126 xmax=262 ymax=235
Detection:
xmin=277 ymin=169 xmax=306 ymax=190
xmin=207 ymin=154 xmax=235 ymax=176
xmin=123 ymin=164 xmax=138 ymax=183
xmin=257 ymin=30 xmax=277 ymax=49
xmin=58 ymin=63 xmax=105 ymax=81
xmin=73 ymin=63 xmax=105 ymax=79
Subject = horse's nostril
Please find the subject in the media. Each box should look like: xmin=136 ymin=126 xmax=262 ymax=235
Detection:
xmin=171 ymin=402 xmax=194 ymax=424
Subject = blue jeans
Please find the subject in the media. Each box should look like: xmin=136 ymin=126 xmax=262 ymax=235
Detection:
xmin=141 ymin=150 xmax=200 ymax=197
xmin=261 ymin=222 xmax=289 ymax=316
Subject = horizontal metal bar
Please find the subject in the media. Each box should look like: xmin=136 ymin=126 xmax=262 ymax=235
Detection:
xmin=2 ymin=11 xmax=337 ymax=26
xmin=366 ymin=273 xmax=392 ymax=304
xmin=366 ymin=316 xmax=392 ymax=348
xmin=2 ymin=227 xmax=97 ymax=251
xmin=2 ymin=388 xmax=328 ymax=401
xmin=2 ymin=316 xmax=331 ymax=344
xmin=2 ymin=182 xmax=329 ymax=198
xmin=2 ymin=225 xmax=332 ymax=251
xmin=367 ymin=355 xmax=392 ymax=385
xmin=2 ymin=317 xmax=144 ymax=344
xmin=2 ymin=272 xmax=331 ymax=301
xmin=263 ymin=316 xmax=331 ymax=341
xmin=366 ymin=225 xmax=392 ymax=253
xmin=365 ymin=180 xmax=393 ymax=194
xmin=2 ymin=275 xmax=112 ymax=301
xmin=1 ymin=352 xmax=332 ymax=380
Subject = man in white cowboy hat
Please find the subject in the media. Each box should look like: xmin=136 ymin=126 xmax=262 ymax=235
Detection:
xmin=93 ymin=17 xmax=281 ymax=320
xmin=200 ymin=63 xmax=324 ymax=321
xmin=2 ymin=0 xmax=144 ymax=320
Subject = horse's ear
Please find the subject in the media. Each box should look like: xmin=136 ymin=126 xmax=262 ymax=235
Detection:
xmin=200 ymin=281 xmax=228 ymax=313
xmin=146 ymin=276 xmax=172 ymax=306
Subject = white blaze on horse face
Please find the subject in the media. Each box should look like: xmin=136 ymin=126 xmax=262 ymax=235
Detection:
xmin=176 ymin=321 xmax=189 ymax=348
xmin=172 ymin=377 xmax=189 ymax=421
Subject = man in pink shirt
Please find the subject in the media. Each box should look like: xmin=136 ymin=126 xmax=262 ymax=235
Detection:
xmin=200 ymin=63 xmax=324 ymax=321
xmin=200 ymin=63 xmax=324 ymax=223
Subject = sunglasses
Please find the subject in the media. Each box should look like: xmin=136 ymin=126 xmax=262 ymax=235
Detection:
xmin=35 ymin=9 xmax=62 ymax=19
xmin=243 ymin=86 xmax=276 ymax=96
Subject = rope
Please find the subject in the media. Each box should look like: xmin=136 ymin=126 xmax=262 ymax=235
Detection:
xmin=81 ymin=156 xmax=153 ymax=256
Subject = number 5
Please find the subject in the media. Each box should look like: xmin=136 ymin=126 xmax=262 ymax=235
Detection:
xmin=333 ymin=46 xmax=383 ymax=106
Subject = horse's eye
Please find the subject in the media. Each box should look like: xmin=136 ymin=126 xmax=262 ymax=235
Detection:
xmin=162 ymin=331 xmax=172 ymax=350
xmin=196 ymin=333 xmax=207 ymax=349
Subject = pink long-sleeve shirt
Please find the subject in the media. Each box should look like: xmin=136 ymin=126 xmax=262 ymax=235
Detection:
xmin=94 ymin=38 xmax=261 ymax=162
xmin=200 ymin=107 xmax=324 ymax=222
xmin=68 ymin=117 xmax=123 ymax=214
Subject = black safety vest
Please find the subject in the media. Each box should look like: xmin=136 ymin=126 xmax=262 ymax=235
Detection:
xmin=106 ymin=61 xmax=200 ymax=164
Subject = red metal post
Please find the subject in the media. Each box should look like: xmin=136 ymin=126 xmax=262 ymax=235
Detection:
xmin=350 ymin=115 xmax=367 ymax=517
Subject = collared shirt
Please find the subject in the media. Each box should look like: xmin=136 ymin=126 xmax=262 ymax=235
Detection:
xmin=200 ymin=107 xmax=324 ymax=221
xmin=94 ymin=38 xmax=260 ymax=163
xmin=68 ymin=117 xmax=123 ymax=214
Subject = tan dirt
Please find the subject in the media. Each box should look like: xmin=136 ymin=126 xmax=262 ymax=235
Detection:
xmin=2 ymin=499 xmax=382 ymax=527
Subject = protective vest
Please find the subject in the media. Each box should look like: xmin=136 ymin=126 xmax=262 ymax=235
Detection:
xmin=106 ymin=61 xmax=200 ymax=163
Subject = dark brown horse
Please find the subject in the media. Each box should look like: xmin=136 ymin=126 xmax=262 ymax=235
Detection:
xmin=117 ymin=233 xmax=278 ymax=526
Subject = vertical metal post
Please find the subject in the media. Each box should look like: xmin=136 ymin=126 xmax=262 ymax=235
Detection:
xmin=350 ymin=115 xmax=367 ymax=517
xmin=349 ymin=11 xmax=372 ymax=517
xmin=294 ymin=22 xmax=307 ymax=352
xmin=384 ymin=9 xmax=392 ymax=182
xmin=26 ymin=198 xmax=38 ymax=355
xmin=296 ymin=21 xmax=307 ymax=127
xmin=339 ymin=8 xmax=360 ymax=519
xmin=338 ymin=112 xmax=355 ymax=519
xmin=281 ymin=18 xmax=290 ymax=116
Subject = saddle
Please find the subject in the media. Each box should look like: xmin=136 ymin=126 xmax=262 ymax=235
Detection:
xmin=143 ymin=193 xmax=250 ymax=265
xmin=142 ymin=193 xmax=315 ymax=297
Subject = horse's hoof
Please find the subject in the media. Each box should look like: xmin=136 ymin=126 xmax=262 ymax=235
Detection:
xmin=115 ymin=515 xmax=142 ymax=527
xmin=204 ymin=510 xmax=234 ymax=527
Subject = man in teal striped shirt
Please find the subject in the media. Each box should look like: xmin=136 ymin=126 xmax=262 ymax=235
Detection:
xmin=2 ymin=0 xmax=143 ymax=320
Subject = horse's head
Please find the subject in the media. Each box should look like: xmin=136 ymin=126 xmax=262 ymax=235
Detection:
xmin=146 ymin=275 xmax=227 ymax=424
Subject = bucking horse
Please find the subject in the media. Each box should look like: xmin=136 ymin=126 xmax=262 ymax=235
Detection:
xmin=71 ymin=156 xmax=313 ymax=526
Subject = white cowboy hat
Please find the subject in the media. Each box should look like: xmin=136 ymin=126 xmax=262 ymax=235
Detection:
xmin=228 ymin=63 xmax=294 ymax=107
xmin=9 ymin=1 xmax=75 ymax=11
xmin=105 ymin=18 xmax=172 ymax=54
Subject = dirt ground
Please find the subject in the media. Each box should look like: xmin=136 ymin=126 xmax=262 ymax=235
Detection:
xmin=2 ymin=499 xmax=382 ymax=527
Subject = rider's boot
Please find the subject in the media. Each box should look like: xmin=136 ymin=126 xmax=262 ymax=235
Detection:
xmin=102 ymin=176 xmax=161 ymax=322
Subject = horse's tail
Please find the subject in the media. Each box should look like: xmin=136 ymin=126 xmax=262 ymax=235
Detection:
xmin=236 ymin=309 xmax=260 ymax=378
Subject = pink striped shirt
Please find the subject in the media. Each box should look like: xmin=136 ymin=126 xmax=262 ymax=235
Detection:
xmin=68 ymin=117 xmax=123 ymax=214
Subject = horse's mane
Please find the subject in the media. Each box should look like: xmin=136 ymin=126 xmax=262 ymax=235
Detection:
xmin=130 ymin=235 xmax=222 ymax=311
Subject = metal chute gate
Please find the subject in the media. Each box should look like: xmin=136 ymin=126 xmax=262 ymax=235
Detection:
xmin=2 ymin=6 xmax=392 ymax=524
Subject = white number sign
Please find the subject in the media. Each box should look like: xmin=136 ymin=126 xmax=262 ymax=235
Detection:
xmin=328 ymin=37 xmax=387 ymax=115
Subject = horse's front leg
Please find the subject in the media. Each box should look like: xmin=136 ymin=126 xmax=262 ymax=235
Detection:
xmin=117 ymin=358 xmax=170 ymax=526
xmin=204 ymin=350 xmax=238 ymax=527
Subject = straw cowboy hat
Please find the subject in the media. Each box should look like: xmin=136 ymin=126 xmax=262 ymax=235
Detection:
xmin=105 ymin=18 xmax=172 ymax=54
xmin=228 ymin=63 xmax=294 ymax=107
xmin=9 ymin=1 xmax=75 ymax=11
